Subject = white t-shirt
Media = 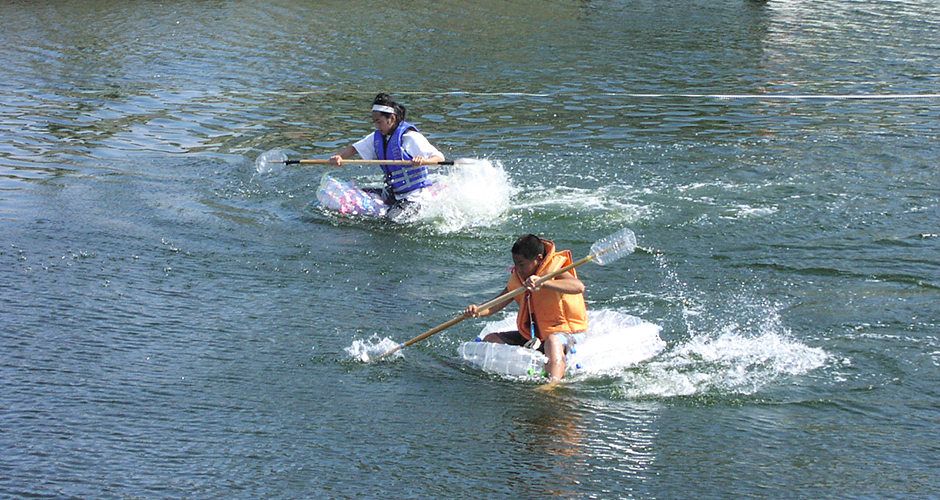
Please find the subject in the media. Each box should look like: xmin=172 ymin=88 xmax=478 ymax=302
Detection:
xmin=352 ymin=130 xmax=443 ymax=161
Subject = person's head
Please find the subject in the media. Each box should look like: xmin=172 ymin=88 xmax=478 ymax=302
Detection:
xmin=371 ymin=93 xmax=406 ymax=136
xmin=511 ymin=234 xmax=545 ymax=280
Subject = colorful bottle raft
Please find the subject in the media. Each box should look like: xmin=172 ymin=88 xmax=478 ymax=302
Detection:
xmin=316 ymin=175 xmax=387 ymax=216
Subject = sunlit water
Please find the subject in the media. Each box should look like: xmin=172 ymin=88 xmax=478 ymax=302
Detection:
xmin=2 ymin=0 xmax=939 ymax=498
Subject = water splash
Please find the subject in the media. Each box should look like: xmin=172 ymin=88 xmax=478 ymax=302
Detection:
xmin=344 ymin=336 xmax=402 ymax=363
xmin=617 ymin=322 xmax=830 ymax=399
xmin=613 ymin=254 xmax=831 ymax=399
xmin=418 ymin=158 xmax=514 ymax=232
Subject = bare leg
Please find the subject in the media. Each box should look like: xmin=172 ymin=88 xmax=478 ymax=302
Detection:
xmin=542 ymin=333 xmax=566 ymax=382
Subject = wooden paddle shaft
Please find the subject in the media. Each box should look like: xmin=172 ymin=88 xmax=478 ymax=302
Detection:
xmin=287 ymin=159 xmax=455 ymax=166
xmin=370 ymin=315 xmax=467 ymax=361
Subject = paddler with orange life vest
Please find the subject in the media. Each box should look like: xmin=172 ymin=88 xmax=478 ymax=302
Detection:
xmin=463 ymin=234 xmax=589 ymax=385
xmin=330 ymin=93 xmax=445 ymax=221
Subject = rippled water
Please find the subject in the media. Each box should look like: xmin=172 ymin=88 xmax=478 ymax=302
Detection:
xmin=2 ymin=0 xmax=939 ymax=498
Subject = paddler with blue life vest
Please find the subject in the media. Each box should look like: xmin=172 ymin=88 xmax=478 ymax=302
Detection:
xmin=463 ymin=234 xmax=589 ymax=385
xmin=329 ymin=93 xmax=445 ymax=221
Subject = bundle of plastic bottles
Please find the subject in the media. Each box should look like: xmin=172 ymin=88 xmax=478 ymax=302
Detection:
xmin=458 ymin=310 xmax=666 ymax=378
xmin=458 ymin=342 xmax=548 ymax=377
xmin=316 ymin=175 xmax=387 ymax=216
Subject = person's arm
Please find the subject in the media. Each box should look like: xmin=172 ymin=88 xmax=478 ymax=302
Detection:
xmin=403 ymin=131 xmax=444 ymax=166
xmin=463 ymin=287 xmax=512 ymax=318
xmin=329 ymin=145 xmax=357 ymax=166
xmin=523 ymin=270 xmax=585 ymax=294
xmin=411 ymin=153 xmax=445 ymax=166
xmin=331 ymin=135 xmax=376 ymax=165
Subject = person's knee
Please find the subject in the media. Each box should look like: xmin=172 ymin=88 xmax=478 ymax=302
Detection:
xmin=544 ymin=334 xmax=565 ymax=354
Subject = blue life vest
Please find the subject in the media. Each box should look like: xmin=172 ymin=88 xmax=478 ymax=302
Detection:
xmin=372 ymin=121 xmax=433 ymax=196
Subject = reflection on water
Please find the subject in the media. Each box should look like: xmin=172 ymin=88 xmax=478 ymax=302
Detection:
xmin=509 ymin=393 xmax=661 ymax=498
xmin=3 ymin=0 xmax=936 ymax=182
xmin=514 ymin=399 xmax=588 ymax=499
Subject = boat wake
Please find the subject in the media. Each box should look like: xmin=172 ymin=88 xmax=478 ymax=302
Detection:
xmin=614 ymin=322 xmax=830 ymax=399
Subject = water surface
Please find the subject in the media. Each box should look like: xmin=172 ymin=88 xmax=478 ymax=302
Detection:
xmin=2 ymin=0 xmax=939 ymax=498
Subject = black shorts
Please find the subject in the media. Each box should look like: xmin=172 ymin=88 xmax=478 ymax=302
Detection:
xmin=363 ymin=187 xmax=419 ymax=221
xmin=490 ymin=330 xmax=529 ymax=346
xmin=489 ymin=330 xmax=583 ymax=354
xmin=362 ymin=187 xmax=396 ymax=207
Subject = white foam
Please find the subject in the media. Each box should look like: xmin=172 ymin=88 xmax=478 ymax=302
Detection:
xmin=616 ymin=325 xmax=830 ymax=399
xmin=513 ymin=184 xmax=652 ymax=223
xmin=418 ymin=158 xmax=514 ymax=232
xmin=626 ymin=254 xmax=832 ymax=399
xmin=721 ymin=204 xmax=779 ymax=219
xmin=344 ymin=336 xmax=402 ymax=363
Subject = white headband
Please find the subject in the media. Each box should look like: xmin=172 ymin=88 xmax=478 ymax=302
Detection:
xmin=372 ymin=104 xmax=396 ymax=114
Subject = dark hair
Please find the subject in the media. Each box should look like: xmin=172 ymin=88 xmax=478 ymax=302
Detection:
xmin=511 ymin=234 xmax=544 ymax=260
xmin=373 ymin=93 xmax=407 ymax=122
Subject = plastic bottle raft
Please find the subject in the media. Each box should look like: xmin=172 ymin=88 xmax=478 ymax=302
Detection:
xmin=457 ymin=310 xmax=665 ymax=378
xmin=316 ymin=174 xmax=387 ymax=216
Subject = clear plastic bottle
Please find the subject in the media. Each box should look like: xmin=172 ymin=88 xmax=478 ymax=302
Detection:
xmin=317 ymin=176 xmax=345 ymax=211
xmin=458 ymin=340 xmax=547 ymax=378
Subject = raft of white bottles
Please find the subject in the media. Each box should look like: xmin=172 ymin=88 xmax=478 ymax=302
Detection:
xmin=457 ymin=309 xmax=665 ymax=378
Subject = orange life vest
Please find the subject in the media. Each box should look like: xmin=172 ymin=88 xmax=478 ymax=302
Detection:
xmin=508 ymin=239 xmax=588 ymax=340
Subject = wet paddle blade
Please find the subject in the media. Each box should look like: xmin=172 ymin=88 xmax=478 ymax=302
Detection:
xmin=255 ymin=149 xmax=288 ymax=174
xmin=590 ymin=228 xmax=637 ymax=265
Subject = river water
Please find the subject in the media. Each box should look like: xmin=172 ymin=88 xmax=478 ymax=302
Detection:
xmin=2 ymin=0 xmax=939 ymax=498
